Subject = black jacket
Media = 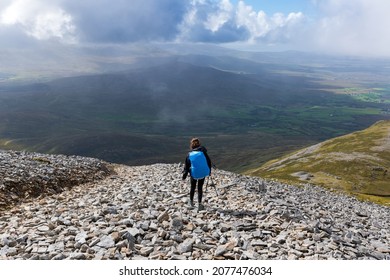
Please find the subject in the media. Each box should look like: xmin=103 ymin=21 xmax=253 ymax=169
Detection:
xmin=182 ymin=146 xmax=212 ymax=180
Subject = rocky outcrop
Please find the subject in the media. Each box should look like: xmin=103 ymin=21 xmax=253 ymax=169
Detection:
xmin=0 ymin=150 xmax=112 ymax=209
xmin=0 ymin=151 xmax=389 ymax=260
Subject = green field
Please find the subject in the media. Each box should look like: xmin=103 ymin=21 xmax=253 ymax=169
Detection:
xmin=342 ymin=87 xmax=390 ymax=104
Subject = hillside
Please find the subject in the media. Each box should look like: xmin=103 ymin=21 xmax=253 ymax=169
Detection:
xmin=247 ymin=120 xmax=390 ymax=205
xmin=0 ymin=149 xmax=389 ymax=260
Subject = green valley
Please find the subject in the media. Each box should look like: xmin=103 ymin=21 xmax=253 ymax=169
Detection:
xmin=0 ymin=51 xmax=389 ymax=175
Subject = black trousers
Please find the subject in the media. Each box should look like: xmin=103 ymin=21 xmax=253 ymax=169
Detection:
xmin=190 ymin=177 xmax=205 ymax=203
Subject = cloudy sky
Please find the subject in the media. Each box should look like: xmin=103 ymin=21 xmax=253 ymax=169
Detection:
xmin=0 ymin=0 xmax=389 ymax=57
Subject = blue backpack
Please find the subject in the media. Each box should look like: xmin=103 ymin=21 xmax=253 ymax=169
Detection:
xmin=189 ymin=150 xmax=210 ymax=179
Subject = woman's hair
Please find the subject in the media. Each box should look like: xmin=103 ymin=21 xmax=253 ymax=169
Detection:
xmin=190 ymin=138 xmax=201 ymax=149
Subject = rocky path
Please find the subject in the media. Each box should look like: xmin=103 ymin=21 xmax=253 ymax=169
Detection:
xmin=0 ymin=154 xmax=389 ymax=260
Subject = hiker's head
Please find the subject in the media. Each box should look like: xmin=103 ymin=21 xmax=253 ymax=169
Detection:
xmin=190 ymin=138 xmax=201 ymax=149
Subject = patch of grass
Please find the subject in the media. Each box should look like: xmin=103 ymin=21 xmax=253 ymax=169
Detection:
xmin=355 ymin=193 xmax=390 ymax=206
xmin=341 ymin=87 xmax=390 ymax=104
xmin=0 ymin=138 xmax=25 ymax=150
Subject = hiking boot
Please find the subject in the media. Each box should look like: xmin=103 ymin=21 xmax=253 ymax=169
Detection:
xmin=188 ymin=200 xmax=194 ymax=208
xmin=198 ymin=203 xmax=205 ymax=211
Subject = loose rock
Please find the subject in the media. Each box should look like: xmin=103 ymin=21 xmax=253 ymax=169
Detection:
xmin=0 ymin=151 xmax=389 ymax=260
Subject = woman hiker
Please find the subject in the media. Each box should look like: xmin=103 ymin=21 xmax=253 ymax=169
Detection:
xmin=182 ymin=138 xmax=212 ymax=211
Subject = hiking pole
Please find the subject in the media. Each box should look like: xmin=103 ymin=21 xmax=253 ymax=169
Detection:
xmin=208 ymin=176 xmax=219 ymax=196
xmin=205 ymin=176 xmax=212 ymax=193
xmin=205 ymin=162 xmax=217 ymax=193
xmin=205 ymin=176 xmax=209 ymax=193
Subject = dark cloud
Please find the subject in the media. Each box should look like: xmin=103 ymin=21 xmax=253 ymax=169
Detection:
xmin=62 ymin=0 xmax=188 ymax=43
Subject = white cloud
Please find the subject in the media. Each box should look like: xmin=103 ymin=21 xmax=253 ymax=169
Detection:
xmin=1 ymin=0 xmax=389 ymax=57
xmin=204 ymin=0 xmax=233 ymax=32
xmin=310 ymin=0 xmax=390 ymax=56
xmin=1 ymin=0 xmax=305 ymax=46
xmin=28 ymin=9 xmax=75 ymax=41
xmin=235 ymin=2 xmax=304 ymax=43
xmin=178 ymin=0 xmax=305 ymax=43
xmin=0 ymin=0 xmax=76 ymax=42
xmin=236 ymin=2 xmax=269 ymax=38
xmin=177 ymin=0 xmax=245 ymax=42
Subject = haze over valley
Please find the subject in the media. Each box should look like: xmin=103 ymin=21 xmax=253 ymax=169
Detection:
xmin=1 ymin=46 xmax=389 ymax=173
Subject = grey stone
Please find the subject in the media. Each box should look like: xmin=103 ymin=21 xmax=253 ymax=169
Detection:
xmin=70 ymin=253 xmax=87 ymax=260
xmin=276 ymin=231 xmax=289 ymax=244
xmin=371 ymin=241 xmax=390 ymax=253
xmin=177 ymin=238 xmax=195 ymax=254
xmin=214 ymin=239 xmax=237 ymax=257
xmin=157 ymin=211 xmax=169 ymax=223
xmin=75 ymin=232 xmax=88 ymax=244
xmin=171 ymin=218 xmax=184 ymax=231
xmin=140 ymin=247 xmax=154 ymax=257
xmin=96 ymin=236 xmax=115 ymax=249
xmin=170 ymin=255 xmax=187 ymax=260
xmin=128 ymin=228 xmax=140 ymax=237
xmin=37 ymin=226 xmax=50 ymax=232
xmin=242 ymin=250 xmax=259 ymax=259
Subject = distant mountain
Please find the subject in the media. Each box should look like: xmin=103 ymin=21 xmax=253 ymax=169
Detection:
xmin=246 ymin=120 xmax=390 ymax=205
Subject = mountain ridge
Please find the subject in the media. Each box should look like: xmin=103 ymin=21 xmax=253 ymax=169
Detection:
xmin=246 ymin=120 xmax=390 ymax=205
